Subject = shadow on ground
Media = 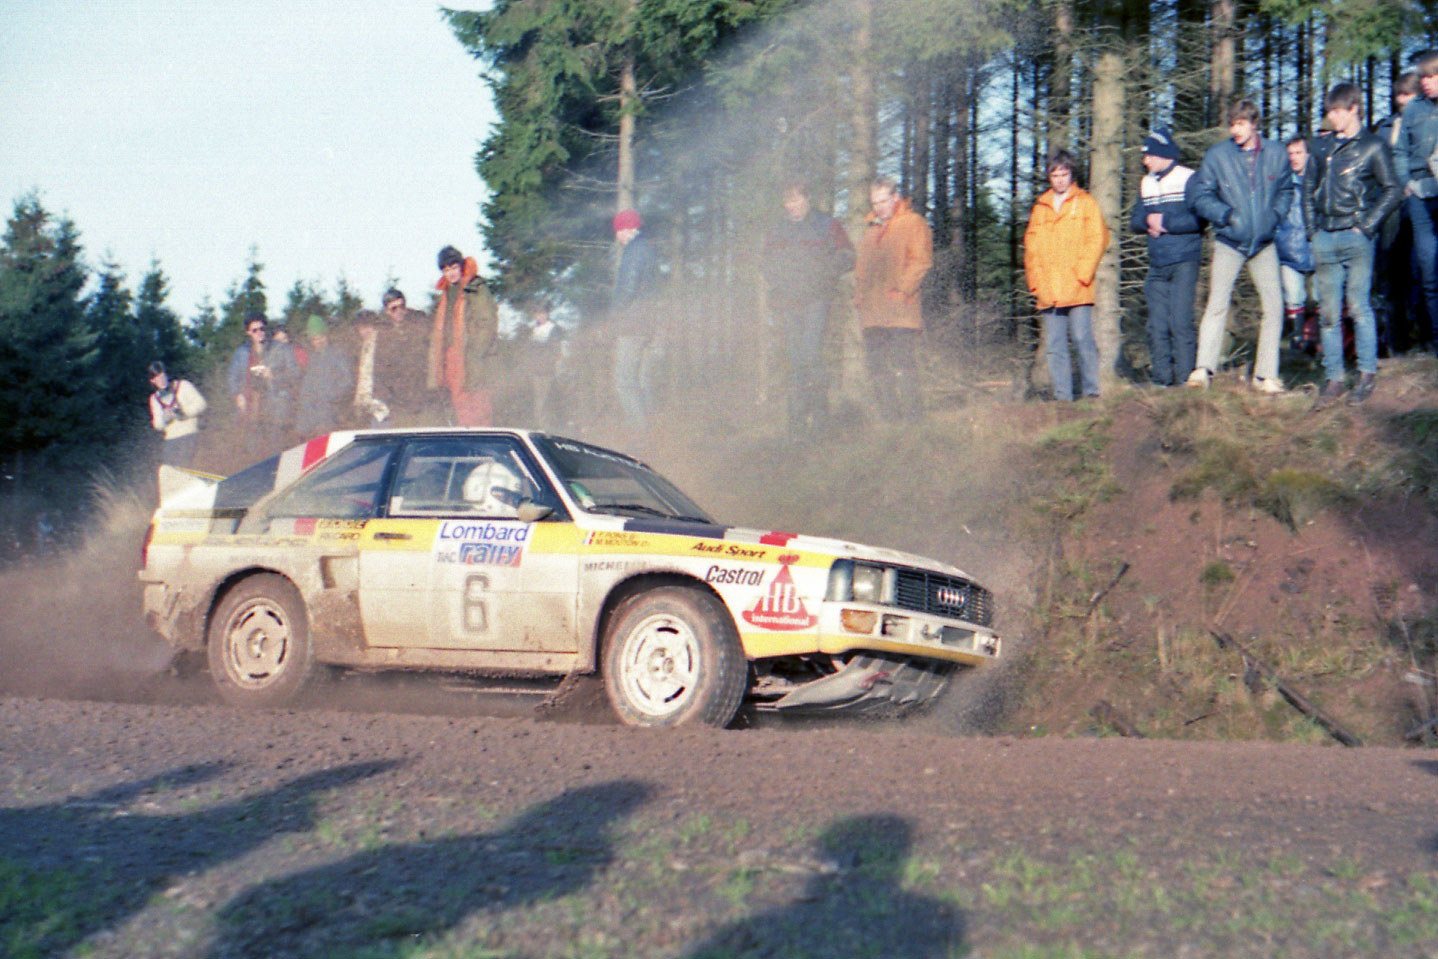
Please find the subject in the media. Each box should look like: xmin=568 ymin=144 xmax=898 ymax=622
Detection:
xmin=205 ymin=779 xmax=652 ymax=958
xmin=684 ymin=813 xmax=968 ymax=959
xmin=0 ymin=759 xmax=397 ymax=959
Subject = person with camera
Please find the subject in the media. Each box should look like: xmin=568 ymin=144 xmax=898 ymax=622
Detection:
xmin=147 ymin=360 xmax=206 ymax=467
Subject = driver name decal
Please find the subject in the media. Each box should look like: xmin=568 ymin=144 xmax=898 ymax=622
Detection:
xmin=742 ymin=555 xmax=817 ymax=630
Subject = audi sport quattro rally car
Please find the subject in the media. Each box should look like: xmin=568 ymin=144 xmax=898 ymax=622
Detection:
xmin=140 ymin=429 xmax=999 ymax=727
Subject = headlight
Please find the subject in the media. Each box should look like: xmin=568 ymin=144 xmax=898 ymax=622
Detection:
xmin=852 ymin=564 xmax=885 ymax=602
xmin=828 ymin=560 xmax=895 ymax=604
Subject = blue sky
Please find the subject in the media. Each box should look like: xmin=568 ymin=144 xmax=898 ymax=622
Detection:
xmin=1 ymin=1 xmax=496 ymax=317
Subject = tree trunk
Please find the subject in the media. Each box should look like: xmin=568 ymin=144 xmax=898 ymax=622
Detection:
xmin=1090 ymin=23 xmax=1125 ymax=392
xmin=841 ymin=0 xmax=877 ymax=401
xmin=1010 ymin=55 xmax=1022 ymax=332
xmin=911 ymin=67 xmax=931 ymax=216
xmin=964 ymin=75 xmax=980 ymax=301
xmin=932 ymin=72 xmax=952 ymax=248
xmin=1048 ymin=0 xmax=1074 ymax=155
xmin=1210 ymin=0 xmax=1235 ymax=122
xmin=616 ymin=0 xmax=639 ymax=214
xmin=1174 ymin=0 xmax=1207 ymax=132
xmin=845 ymin=0 xmax=877 ymax=233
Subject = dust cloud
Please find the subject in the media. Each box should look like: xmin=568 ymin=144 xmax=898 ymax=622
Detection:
xmin=0 ymin=475 xmax=177 ymax=702
xmin=0 ymin=0 xmax=1033 ymax=727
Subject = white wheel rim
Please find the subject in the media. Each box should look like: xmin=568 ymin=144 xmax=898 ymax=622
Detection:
xmin=616 ymin=613 xmax=701 ymax=718
xmin=221 ymin=599 xmax=293 ymax=690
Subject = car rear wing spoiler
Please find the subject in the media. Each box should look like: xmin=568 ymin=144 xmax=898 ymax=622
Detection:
xmin=157 ymin=465 xmax=223 ymax=510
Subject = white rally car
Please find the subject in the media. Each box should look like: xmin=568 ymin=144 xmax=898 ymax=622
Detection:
xmin=140 ymin=429 xmax=999 ymax=727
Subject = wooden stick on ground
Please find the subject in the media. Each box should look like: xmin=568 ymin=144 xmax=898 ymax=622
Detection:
xmin=1210 ymin=631 xmax=1363 ymax=747
xmin=1092 ymin=700 xmax=1144 ymax=737
xmin=1085 ymin=561 xmax=1130 ymax=619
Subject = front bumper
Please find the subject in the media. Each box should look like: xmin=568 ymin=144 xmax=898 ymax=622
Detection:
xmin=768 ymin=652 xmax=956 ymax=714
xmin=812 ymin=601 xmax=1000 ymax=666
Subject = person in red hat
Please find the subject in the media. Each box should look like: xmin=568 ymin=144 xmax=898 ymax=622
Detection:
xmin=610 ymin=209 xmax=660 ymax=428
xmin=427 ymin=245 xmax=499 ymax=426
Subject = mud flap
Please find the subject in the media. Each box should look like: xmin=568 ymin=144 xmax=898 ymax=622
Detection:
xmin=772 ymin=653 xmax=956 ymax=714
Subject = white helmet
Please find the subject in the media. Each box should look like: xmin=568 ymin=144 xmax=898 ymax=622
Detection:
xmin=461 ymin=459 xmax=524 ymax=517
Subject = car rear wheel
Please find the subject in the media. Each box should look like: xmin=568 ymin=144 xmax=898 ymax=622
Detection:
xmin=602 ymin=586 xmax=747 ymax=728
xmin=207 ymin=574 xmax=313 ymax=707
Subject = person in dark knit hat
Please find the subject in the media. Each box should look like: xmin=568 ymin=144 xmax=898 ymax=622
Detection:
xmin=427 ymin=245 xmax=499 ymax=425
xmin=1128 ymin=125 xmax=1203 ymax=386
xmin=148 ymin=360 xmax=207 ymax=467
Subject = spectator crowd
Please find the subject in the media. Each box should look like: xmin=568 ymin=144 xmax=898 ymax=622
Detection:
xmin=149 ymin=62 xmax=1438 ymax=466
xmin=1121 ymin=73 xmax=1421 ymax=409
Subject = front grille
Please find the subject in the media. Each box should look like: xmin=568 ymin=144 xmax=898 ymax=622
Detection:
xmin=894 ymin=568 xmax=994 ymax=626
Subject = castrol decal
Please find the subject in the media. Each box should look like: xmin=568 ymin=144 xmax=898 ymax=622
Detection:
xmin=741 ymin=554 xmax=817 ymax=631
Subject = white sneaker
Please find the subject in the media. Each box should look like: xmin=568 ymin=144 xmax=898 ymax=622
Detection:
xmin=1184 ymin=368 xmax=1211 ymax=388
xmin=1251 ymin=376 xmax=1286 ymax=395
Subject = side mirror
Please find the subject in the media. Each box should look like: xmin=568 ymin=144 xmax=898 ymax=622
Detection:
xmin=517 ymin=502 xmax=554 ymax=523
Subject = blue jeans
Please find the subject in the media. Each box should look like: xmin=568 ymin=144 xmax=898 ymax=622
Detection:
xmin=1404 ymin=195 xmax=1438 ymax=347
xmin=613 ymin=335 xmax=655 ymax=428
xmin=1045 ymin=305 xmax=1100 ymax=401
xmin=1313 ymin=229 xmax=1378 ymax=380
xmin=1144 ymin=260 xmax=1199 ymax=386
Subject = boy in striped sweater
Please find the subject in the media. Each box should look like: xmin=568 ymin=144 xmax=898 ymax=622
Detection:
xmin=1129 ymin=126 xmax=1203 ymax=386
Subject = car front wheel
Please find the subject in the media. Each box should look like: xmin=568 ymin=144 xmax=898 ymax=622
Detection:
xmin=602 ymin=586 xmax=747 ymax=728
xmin=207 ymin=574 xmax=313 ymax=707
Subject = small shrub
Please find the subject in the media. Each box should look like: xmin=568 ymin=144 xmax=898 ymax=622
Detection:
xmin=1170 ymin=438 xmax=1260 ymax=502
xmin=1256 ymin=469 xmax=1345 ymax=530
xmin=1200 ymin=561 xmax=1235 ymax=588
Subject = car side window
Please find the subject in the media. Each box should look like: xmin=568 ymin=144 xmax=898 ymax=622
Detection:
xmin=388 ymin=437 xmax=558 ymax=519
xmin=263 ymin=441 xmax=396 ymax=520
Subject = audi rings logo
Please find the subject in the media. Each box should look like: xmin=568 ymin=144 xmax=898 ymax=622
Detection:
xmin=936 ymin=585 xmax=966 ymax=608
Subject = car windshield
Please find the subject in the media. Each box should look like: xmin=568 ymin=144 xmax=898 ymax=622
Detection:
xmin=531 ymin=436 xmax=714 ymax=524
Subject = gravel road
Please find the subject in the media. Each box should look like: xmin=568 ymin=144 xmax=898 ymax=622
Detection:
xmin=3 ymin=692 xmax=1436 ymax=958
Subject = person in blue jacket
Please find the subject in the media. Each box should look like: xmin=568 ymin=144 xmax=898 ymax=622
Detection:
xmin=1393 ymin=51 xmax=1438 ymax=352
xmin=1186 ymin=99 xmax=1295 ymax=393
xmin=1277 ymin=137 xmax=1316 ymax=348
xmin=1129 ymin=126 xmax=1203 ymax=386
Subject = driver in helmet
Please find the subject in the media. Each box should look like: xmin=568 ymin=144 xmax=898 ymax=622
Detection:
xmin=461 ymin=459 xmax=524 ymax=517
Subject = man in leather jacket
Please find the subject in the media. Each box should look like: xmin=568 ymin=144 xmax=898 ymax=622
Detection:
xmin=1305 ymin=83 xmax=1403 ymax=409
xmin=1186 ymin=99 xmax=1294 ymax=393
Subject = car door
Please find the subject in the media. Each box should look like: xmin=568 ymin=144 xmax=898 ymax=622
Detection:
xmin=360 ymin=434 xmax=578 ymax=652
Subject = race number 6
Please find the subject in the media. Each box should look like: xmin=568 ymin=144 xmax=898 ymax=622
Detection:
xmin=463 ymin=573 xmax=489 ymax=633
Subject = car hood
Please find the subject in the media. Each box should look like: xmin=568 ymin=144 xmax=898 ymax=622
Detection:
xmin=731 ymin=527 xmax=978 ymax=581
xmin=608 ymin=517 xmax=978 ymax=582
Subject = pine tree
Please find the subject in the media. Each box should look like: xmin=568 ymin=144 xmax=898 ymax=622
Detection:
xmin=135 ymin=262 xmax=192 ymax=374
xmin=197 ymin=250 xmax=269 ymax=373
xmin=85 ymin=259 xmax=146 ymax=442
xmin=0 ymin=195 xmax=100 ymax=456
xmin=445 ymin=0 xmax=790 ymax=302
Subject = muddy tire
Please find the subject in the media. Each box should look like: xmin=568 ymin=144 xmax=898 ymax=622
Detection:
xmin=602 ymin=586 xmax=747 ymax=728
xmin=206 ymin=574 xmax=313 ymax=708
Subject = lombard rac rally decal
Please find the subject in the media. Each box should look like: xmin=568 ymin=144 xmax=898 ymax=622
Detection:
xmin=741 ymin=554 xmax=818 ymax=631
xmin=436 ymin=520 xmax=530 ymax=567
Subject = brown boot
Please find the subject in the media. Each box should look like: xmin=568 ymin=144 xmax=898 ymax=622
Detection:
xmin=1312 ymin=380 xmax=1346 ymax=411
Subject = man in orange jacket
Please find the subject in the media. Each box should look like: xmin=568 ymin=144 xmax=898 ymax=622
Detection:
xmin=854 ymin=177 xmax=933 ymax=422
xmin=1024 ymin=149 xmax=1111 ymax=401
